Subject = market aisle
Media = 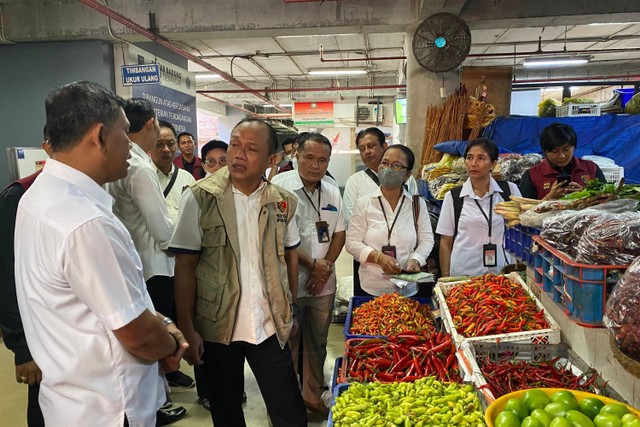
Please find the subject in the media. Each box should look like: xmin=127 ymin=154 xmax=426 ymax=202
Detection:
xmin=0 ymin=252 xmax=353 ymax=426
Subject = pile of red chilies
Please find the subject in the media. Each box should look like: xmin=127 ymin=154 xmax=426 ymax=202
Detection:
xmin=446 ymin=274 xmax=550 ymax=337
xmin=343 ymin=331 xmax=460 ymax=384
xmin=478 ymin=357 xmax=604 ymax=398
xmin=350 ymin=293 xmax=435 ymax=337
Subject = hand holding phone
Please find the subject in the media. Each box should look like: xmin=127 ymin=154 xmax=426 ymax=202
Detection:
xmin=557 ymin=175 xmax=571 ymax=187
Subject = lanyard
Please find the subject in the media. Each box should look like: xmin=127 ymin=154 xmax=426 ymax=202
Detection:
xmin=474 ymin=193 xmax=494 ymax=242
xmin=302 ymin=184 xmax=322 ymax=220
xmin=378 ymin=195 xmax=405 ymax=245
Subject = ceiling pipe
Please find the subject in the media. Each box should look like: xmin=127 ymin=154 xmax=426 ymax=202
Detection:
xmin=319 ymin=44 xmax=406 ymax=62
xmin=199 ymin=93 xmax=275 ymax=118
xmin=78 ymin=0 xmax=289 ymax=113
xmin=512 ymin=74 xmax=640 ymax=84
xmin=198 ymin=84 xmax=406 ymax=94
xmin=468 ymin=47 xmax=640 ymax=59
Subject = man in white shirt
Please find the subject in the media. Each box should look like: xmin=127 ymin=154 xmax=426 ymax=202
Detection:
xmin=149 ymin=121 xmax=196 ymax=223
xmin=14 ymin=81 xmax=187 ymax=427
xmin=272 ymin=133 xmax=346 ymax=414
xmin=342 ymin=127 xmax=418 ymax=296
xmin=106 ymin=100 xmax=195 ymax=400
xmin=170 ymin=119 xmax=307 ymax=427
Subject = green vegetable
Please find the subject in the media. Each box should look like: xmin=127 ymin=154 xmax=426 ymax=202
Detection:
xmin=530 ymin=408 xmax=554 ymax=427
xmin=522 ymin=416 xmax=546 ymax=427
xmin=580 ymin=397 xmax=606 ymax=420
xmin=546 ymin=402 xmax=571 ymax=418
xmin=330 ymin=377 xmax=485 ymax=427
xmin=600 ymin=403 xmax=629 ymax=418
xmin=550 ymin=416 xmax=572 ymax=427
xmin=524 ymin=390 xmax=552 ymax=412
xmin=496 ymin=410 xmax=521 ymax=427
xmin=539 ymin=99 xmax=562 ymax=117
xmin=566 ymin=409 xmax=596 ymax=427
xmin=622 ymin=414 xmax=638 ymax=425
xmin=594 ymin=414 xmax=623 ymax=427
xmin=506 ymin=398 xmax=530 ymax=421
xmin=625 ymin=93 xmax=640 ymax=114
xmin=561 ymin=179 xmax=617 ymax=201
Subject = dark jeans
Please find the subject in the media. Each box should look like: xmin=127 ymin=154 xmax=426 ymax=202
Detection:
xmin=27 ymin=384 xmax=44 ymax=427
xmin=202 ymin=336 xmax=307 ymax=427
xmin=145 ymin=276 xmax=176 ymax=319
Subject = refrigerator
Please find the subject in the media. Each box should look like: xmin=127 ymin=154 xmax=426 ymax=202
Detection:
xmin=6 ymin=147 xmax=48 ymax=181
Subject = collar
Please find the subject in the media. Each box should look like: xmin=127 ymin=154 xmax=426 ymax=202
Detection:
xmin=369 ymin=185 xmax=413 ymax=201
xmin=231 ymin=179 xmax=267 ymax=198
xmin=460 ymin=177 xmax=504 ymax=200
xmin=539 ymin=158 xmax=575 ymax=176
xmin=130 ymin=143 xmax=151 ymax=163
xmin=43 ymin=159 xmax=114 ymax=210
xmin=154 ymin=163 xmax=175 ymax=178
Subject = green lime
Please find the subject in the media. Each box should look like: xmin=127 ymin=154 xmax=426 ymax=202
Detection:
xmin=580 ymin=397 xmax=606 ymax=420
xmin=600 ymin=403 xmax=629 ymax=418
xmin=496 ymin=409 xmax=522 ymax=427
xmin=506 ymin=398 xmax=530 ymax=421
xmin=523 ymin=390 xmax=552 ymax=412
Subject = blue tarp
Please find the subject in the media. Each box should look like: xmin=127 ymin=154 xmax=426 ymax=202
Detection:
xmin=483 ymin=115 xmax=640 ymax=183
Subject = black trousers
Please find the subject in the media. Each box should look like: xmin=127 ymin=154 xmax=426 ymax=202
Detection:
xmin=28 ymin=384 xmax=44 ymax=427
xmin=145 ymin=275 xmax=176 ymax=320
xmin=202 ymin=335 xmax=307 ymax=427
xmin=352 ymin=260 xmax=368 ymax=297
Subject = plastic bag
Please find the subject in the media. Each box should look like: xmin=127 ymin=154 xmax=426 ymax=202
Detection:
xmin=519 ymin=200 xmax=574 ymax=228
xmin=540 ymin=209 xmax=604 ymax=256
xmin=575 ymin=212 xmax=640 ymax=265
xmin=588 ymin=198 xmax=639 ymax=213
xmin=604 ymin=256 xmax=640 ymax=361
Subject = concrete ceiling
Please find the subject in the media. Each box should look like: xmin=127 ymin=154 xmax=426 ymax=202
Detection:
xmin=2 ymin=0 xmax=640 ymax=113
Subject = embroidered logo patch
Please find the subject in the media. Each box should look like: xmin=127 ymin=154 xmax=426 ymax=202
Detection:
xmin=581 ymin=175 xmax=590 ymax=183
xmin=277 ymin=201 xmax=287 ymax=213
xmin=543 ymin=181 xmax=551 ymax=190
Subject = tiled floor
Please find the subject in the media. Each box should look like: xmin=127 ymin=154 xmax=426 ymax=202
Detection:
xmin=0 ymin=254 xmax=353 ymax=426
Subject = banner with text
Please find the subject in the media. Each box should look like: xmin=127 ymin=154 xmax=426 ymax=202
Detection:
xmin=293 ymin=102 xmax=334 ymax=126
xmin=115 ymin=45 xmax=198 ymax=140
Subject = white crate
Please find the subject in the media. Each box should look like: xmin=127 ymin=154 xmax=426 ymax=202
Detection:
xmin=434 ymin=272 xmax=561 ymax=346
xmin=601 ymin=166 xmax=624 ymax=184
xmin=556 ymin=103 xmax=601 ymax=117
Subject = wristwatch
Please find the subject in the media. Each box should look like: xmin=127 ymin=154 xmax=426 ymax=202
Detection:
xmin=291 ymin=303 xmax=299 ymax=317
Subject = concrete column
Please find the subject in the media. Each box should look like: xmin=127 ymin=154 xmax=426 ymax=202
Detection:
xmin=404 ymin=24 xmax=459 ymax=170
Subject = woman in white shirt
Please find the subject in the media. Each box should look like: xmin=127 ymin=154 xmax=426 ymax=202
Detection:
xmin=436 ymin=138 xmax=521 ymax=277
xmin=346 ymin=145 xmax=434 ymax=296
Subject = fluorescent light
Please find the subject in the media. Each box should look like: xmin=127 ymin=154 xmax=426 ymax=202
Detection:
xmin=308 ymin=68 xmax=367 ymax=76
xmin=522 ymin=56 xmax=590 ymax=67
xmin=195 ymin=73 xmax=221 ymax=80
xmin=262 ymin=104 xmax=292 ymax=108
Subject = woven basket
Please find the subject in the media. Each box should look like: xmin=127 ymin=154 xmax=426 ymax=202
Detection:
xmin=609 ymin=334 xmax=640 ymax=379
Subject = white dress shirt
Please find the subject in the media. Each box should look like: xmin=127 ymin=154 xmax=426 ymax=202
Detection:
xmin=436 ymin=178 xmax=522 ymax=277
xmin=272 ymin=170 xmax=346 ymax=298
xmin=170 ymin=181 xmax=300 ymax=345
xmin=14 ymin=159 xmax=164 ymax=427
xmin=106 ymin=143 xmax=174 ymax=280
xmin=345 ymin=187 xmax=434 ymax=296
xmin=343 ymin=168 xmax=418 ymax=224
xmin=155 ymin=164 xmax=196 ymax=224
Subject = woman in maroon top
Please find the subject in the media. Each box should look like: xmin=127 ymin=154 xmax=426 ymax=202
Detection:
xmin=519 ymin=123 xmax=606 ymax=200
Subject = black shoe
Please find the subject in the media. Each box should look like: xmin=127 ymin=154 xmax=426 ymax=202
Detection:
xmin=165 ymin=370 xmax=195 ymax=389
xmin=156 ymin=406 xmax=186 ymax=426
xmin=242 ymin=391 xmax=247 ymax=403
xmin=198 ymin=397 xmax=211 ymax=411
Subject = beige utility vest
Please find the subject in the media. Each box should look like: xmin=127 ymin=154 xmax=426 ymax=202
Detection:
xmin=190 ymin=168 xmax=298 ymax=347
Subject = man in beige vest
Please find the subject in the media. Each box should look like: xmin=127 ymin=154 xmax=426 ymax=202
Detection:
xmin=170 ymin=119 xmax=307 ymax=427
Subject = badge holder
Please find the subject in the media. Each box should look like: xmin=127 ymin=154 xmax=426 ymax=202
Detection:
xmin=316 ymin=220 xmax=330 ymax=243
xmin=483 ymin=243 xmax=497 ymax=267
xmin=381 ymin=245 xmax=397 ymax=259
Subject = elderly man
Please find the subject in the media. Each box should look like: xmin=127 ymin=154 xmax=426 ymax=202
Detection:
xmin=171 ymin=118 xmax=307 ymax=427
xmin=149 ymin=120 xmax=196 ymax=223
xmin=271 ymin=132 xmax=346 ymax=414
xmin=14 ymin=81 xmax=187 ymax=427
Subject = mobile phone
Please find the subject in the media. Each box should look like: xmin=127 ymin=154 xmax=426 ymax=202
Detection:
xmin=557 ymin=175 xmax=571 ymax=187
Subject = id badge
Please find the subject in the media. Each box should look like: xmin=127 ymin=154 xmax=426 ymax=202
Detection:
xmin=315 ymin=221 xmax=330 ymax=243
xmin=483 ymin=243 xmax=497 ymax=267
xmin=381 ymin=245 xmax=397 ymax=259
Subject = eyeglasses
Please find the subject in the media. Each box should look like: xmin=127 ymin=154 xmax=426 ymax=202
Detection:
xmin=156 ymin=139 xmax=176 ymax=150
xmin=379 ymin=160 xmax=408 ymax=171
xmin=205 ymin=157 xmax=226 ymax=167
